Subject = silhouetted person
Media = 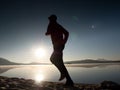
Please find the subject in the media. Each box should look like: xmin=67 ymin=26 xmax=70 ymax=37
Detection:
xmin=45 ymin=15 xmax=74 ymax=86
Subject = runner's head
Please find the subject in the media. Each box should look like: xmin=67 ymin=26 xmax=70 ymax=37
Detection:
xmin=48 ymin=15 xmax=57 ymax=21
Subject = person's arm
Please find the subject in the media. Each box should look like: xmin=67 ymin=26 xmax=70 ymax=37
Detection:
xmin=45 ymin=24 xmax=51 ymax=36
xmin=45 ymin=31 xmax=49 ymax=35
xmin=59 ymin=25 xmax=69 ymax=44
xmin=63 ymin=29 xmax=69 ymax=44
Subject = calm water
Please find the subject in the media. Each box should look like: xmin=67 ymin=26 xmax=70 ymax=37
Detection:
xmin=0 ymin=63 xmax=120 ymax=84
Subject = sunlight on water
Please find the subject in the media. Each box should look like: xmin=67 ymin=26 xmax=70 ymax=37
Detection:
xmin=0 ymin=64 xmax=120 ymax=84
xmin=34 ymin=74 xmax=44 ymax=83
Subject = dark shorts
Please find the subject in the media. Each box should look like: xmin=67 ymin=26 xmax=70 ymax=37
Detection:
xmin=53 ymin=44 xmax=65 ymax=52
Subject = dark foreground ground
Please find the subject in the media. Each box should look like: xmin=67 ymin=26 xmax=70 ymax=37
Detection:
xmin=0 ymin=76 xmax=120 ymax=90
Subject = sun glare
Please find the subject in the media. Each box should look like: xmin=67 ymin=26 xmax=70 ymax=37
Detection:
xmin=35 ymin=74 xmax=44 ymax=83
xmin=34 ymin=48 xmax=46 ymax=58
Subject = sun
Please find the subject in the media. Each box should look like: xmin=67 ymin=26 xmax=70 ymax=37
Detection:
xmin=34 ymin=48 xmax=46 ymax=58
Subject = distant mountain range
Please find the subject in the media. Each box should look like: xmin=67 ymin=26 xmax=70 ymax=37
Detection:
xmin=0 ymin=58 xmax=20 ymax=65
xmin=65 ymin=59 xmax=120 ymax=64
xmin=0 ymin=58 xmax=49 ymax=65
xmin=0 ymin=57 xmax=120 ymax=65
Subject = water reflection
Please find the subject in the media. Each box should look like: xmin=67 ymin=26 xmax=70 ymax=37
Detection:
xmin=0 ymin=65 xmax=19 ymax=74
xmin=32 ymin=67 xmax=45 ymax=83
xmin=0 ymin=64 xmax=120 ymax=84
xmin=35 ymin=74 xmax=44 ymax=83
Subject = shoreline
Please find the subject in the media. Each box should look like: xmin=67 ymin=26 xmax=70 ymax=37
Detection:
xmin=0 ymin=76 xmax=120 ymax=90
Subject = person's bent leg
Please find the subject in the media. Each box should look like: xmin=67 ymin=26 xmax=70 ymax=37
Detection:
xmin=50 ymin=52 xmax=74 ymax=86
xmin=50 ymin=52 xmax=73 ymax=86
xmin=56 ymin=59 xmax=74 ymax=86
xmin=50 ymin=51 xmax=65 ymax=76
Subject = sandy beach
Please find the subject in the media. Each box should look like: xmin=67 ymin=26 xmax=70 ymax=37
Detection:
xmin=0 ymin=76 xmax=120 ymax=90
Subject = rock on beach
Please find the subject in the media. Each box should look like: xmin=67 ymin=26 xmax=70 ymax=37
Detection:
xmin=0 ymin=76 xmax=120 ymax=90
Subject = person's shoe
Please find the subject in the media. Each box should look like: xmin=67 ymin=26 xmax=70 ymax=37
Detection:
xmin=59 ymin=74 xmax=65 ymax=81
xmin=64 ymin=81 xmax=74 ymax=87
